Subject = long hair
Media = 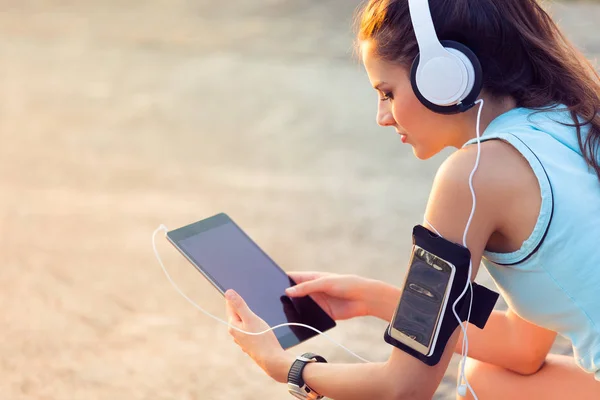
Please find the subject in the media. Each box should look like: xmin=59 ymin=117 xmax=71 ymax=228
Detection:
xmin=356 ymin=0 xmax=600 ymax=180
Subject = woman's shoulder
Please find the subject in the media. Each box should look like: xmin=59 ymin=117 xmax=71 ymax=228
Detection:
xmin=437 ymin=139 xmax=536 ymax=198
xmin=432 ymin=140 xmax=540 ymax=235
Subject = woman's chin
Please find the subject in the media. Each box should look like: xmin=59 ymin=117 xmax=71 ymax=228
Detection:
xmin=411 ymin=145 xmax=436 ymax=160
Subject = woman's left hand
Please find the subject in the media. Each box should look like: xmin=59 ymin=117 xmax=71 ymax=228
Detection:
xmin=224 ymin=289 xmax=295 ymax=383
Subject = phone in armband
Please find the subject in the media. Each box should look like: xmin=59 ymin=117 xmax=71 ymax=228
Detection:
xmin=388 ymin=244 xmax=456 ymax=356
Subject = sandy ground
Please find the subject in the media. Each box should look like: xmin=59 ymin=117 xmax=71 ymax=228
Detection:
xmin=1 ymin=1 xmax=599 ymax=399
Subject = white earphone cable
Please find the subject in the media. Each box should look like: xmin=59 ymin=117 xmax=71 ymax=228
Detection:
xmin=457 ymin=98 xmax=485 ymax=400
xmin=424 ymin=98 xmax=484 ymax=400
xmin=152 ymin=225 xmax=372 ymax=364
xmin=153 ymin=100 xmax=485 ymax=396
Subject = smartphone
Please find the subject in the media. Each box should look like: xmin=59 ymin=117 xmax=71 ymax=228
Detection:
xmin=388 ymin=244 xmax=456 ymax=356
xmin=165 ymin=213 xmax=336 ymax=349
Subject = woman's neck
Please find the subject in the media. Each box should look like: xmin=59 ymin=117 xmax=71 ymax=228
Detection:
xmin=453 ymin=95 xmax=517 ymax=147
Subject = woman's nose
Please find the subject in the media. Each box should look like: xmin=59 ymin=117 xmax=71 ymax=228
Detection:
xmin=376 ymin=104 xmax=395 ymax=127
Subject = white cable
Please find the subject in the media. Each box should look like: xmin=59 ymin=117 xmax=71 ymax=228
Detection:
xmin=423 ymin=217 xmax=442 ymax=237
xmin=152 ymin=99 xmax=485 ymax=394
xmin=458 ymin=99 xmax=484 ymax=400
xmin=152 ymin=225 xmax=372 ymax=364
xmin=427 ymin=221 xmax=476 ymax=399
xmin=456 ymin=98 xmax=484 ymax=400
xmin=425 ymin=99 xmax=484 ymax=399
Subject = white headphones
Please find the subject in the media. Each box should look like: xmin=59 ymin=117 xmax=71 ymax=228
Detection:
xmin=408 ymin=0 xmax=483 ymax=114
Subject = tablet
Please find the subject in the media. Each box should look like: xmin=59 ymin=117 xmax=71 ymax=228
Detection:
xmin=166 ymin=213 xmax=336 ymax=349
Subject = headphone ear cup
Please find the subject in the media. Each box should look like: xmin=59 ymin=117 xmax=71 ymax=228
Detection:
xmin=410 ymin=40 xmax=483 ymax=115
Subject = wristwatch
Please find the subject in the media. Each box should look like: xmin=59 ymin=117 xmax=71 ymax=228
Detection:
xmin=287 ymin=352 xmax=327 ymax=399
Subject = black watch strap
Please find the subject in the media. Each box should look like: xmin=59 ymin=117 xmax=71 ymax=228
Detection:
xmin=287 ymin=352 xmax=327 ymax=387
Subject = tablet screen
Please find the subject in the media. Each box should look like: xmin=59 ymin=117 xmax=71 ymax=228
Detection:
xmin=167 ymin=213 xmax=336 ymax=349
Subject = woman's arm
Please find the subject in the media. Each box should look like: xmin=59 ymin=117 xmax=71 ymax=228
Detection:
xmin=296 ymin=145 xmax=501 ymax=399
xmin=363 ymin=284 xmax=557 ymax=376
xmin=227 ymin=143 xmax=508 ymax=399
xmin=454 ymin=309 xmax=557 ymax=375
xmin=364 ymin=143 xmax=558 ymax=379
xmin=363 ymin=278 xmax=400 ymax=321
xmin=299 ymin=337 xmax=460 ymax=400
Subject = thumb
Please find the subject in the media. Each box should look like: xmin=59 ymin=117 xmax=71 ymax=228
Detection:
xmin=286 ymin=278 xmax=330 ymax=297
xmin=225 ymin=290 xmax=254 ymax=320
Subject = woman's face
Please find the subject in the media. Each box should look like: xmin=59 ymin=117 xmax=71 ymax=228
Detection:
xmin=361 ymin=41 xmax=465 ymax=159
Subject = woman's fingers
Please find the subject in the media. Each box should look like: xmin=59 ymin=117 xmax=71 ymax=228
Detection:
xmin=225 ymin=296 xmax=242 ymax=323
xmin=287 ymin=271 xmax=332 ymax=284
xmin=225 ymin=290 xmax=256 ymax=321
xmin=225 ymin=294 xmax=242 ymax=338
xmin=286 ymin=277 xmax=332 ymax=297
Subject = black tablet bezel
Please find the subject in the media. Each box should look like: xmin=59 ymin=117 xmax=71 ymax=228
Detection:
xmin=165 ymin=213 xmax=336 ymax=349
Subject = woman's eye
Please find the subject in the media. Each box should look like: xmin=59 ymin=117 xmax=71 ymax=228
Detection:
xmin=380 ymin=92 xmax=394 ymax=101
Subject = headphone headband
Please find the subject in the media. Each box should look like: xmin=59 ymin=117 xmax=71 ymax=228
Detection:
xmin=408 ymin=0 xmax=446 ymax=60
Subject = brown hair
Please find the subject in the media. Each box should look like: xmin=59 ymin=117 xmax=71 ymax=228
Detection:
xmin=356 ymin=0 xmax=600 ymax=179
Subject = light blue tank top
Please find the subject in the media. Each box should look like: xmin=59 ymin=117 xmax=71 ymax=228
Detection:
xmin=463 ymin=106 xmax=600 ymax=380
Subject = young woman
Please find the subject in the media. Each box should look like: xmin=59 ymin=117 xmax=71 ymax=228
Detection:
xmin=223 ymin=0 xmax=600 ymax=398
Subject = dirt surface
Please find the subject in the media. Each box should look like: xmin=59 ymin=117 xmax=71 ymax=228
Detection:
xmin=1 ymin=1 xmax=599 ymax=399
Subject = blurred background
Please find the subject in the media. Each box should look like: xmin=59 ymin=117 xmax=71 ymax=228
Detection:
xmin=1 ymin=1 xmax=598 ymax=399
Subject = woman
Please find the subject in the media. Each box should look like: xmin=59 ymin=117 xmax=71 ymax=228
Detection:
xmin=224 ymin=0 xmax=600 ymax=398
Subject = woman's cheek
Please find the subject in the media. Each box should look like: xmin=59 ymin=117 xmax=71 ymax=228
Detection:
xmin=392 ymin=101 xmax=421 ymax=132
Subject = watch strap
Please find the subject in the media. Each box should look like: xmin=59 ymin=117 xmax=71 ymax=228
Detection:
xmin=287 ymin=353 xmax=327 ymax=388
xmin=302 ymin=352 xmax=327 ymax=364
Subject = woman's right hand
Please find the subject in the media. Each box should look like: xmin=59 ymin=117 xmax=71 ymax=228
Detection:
xmin=285 ymin=272 xmax=375 ymax=321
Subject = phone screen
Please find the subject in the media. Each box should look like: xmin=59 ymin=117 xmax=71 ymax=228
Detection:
xmin=167 ymin=214 xmax=336 ymax=349
xmin=391 ymin=246 xmax=454 ymax=351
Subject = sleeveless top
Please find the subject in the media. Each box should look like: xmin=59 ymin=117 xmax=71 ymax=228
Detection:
xmin=462 ymin=106 xmax=600 ymax=380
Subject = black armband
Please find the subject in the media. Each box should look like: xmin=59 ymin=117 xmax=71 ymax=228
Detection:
xmin=383 ymin=225 xmax=499 ymax=366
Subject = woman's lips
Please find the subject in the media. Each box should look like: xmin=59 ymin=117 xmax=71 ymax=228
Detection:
xmin=395 ymin=129 xmax=407 ymax=143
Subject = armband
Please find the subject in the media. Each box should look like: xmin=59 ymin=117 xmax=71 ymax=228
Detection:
xmin=383 ymin=225 xmax=499 ymax=366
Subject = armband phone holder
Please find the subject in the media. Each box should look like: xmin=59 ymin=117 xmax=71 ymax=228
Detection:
xmin=383 ymin=225 xmax=499 ymax=366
